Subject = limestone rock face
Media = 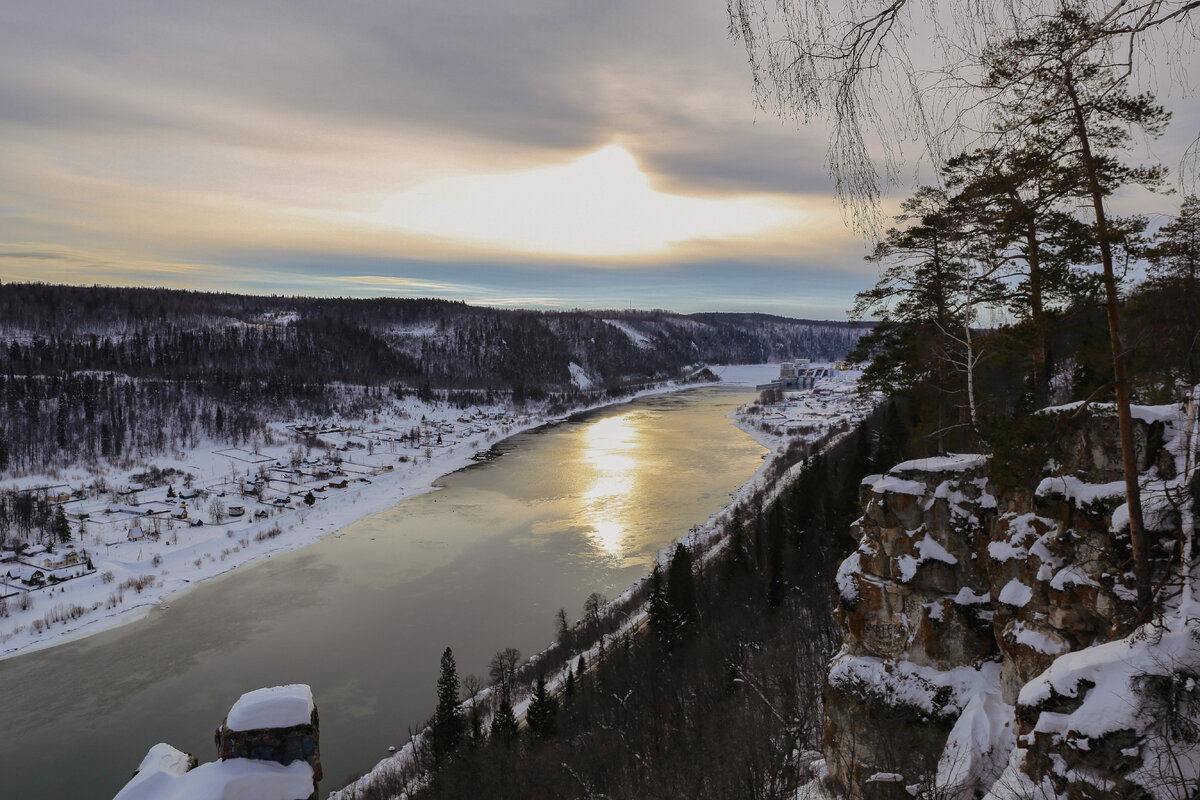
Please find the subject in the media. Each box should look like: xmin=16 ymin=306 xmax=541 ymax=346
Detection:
xmin=822 ymin=405 xmax=1190 ymax=800
xmin=1052 ymin=407 xmax=1168 ymax=483
xmin=828 ymin=455 xmax=999 ymax=794
xmin=838 ymin=456 xmax=997 ymax=673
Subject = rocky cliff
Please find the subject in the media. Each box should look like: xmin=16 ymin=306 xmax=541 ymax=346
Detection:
xmin=113 ymin=684 xmax=321 ymax=800
xmin=817 ymin=399 xmax=1200 ymax=800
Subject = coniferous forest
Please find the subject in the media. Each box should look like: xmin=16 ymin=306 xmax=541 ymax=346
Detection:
xmin=0 ymin=282 xmax=864 ymax=475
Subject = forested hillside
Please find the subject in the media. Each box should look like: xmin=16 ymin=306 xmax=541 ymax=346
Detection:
xmin=0 ymin=283 xmax=864 ymax=474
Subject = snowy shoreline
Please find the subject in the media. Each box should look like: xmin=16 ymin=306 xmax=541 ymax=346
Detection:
xmin=0 ymin=369 xmax=776 ymax=663
xmin=331 ymin=362 xmax=872 ymax=799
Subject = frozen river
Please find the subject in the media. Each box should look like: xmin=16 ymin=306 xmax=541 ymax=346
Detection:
xmin=0 ymin=386 xmax=765 ymax=799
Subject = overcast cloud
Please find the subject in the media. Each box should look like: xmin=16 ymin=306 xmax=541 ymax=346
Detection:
xmin=0 ymin=1 xmax=1193 ymax=317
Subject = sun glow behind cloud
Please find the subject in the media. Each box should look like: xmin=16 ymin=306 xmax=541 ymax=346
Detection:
xmin=366 ymin=145 xmax=801 ymax=258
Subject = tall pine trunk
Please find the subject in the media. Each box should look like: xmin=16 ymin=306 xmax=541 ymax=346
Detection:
xmin=1065 ymin=68 xmax=1151 ymax=613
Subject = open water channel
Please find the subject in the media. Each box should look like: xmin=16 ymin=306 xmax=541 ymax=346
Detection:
xmin=0 ymin=386 xmax=765 ymax=799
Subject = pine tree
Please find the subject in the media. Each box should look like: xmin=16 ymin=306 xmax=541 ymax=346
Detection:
xmin=564 ymin=667 xmax=576 ymax=701
xmin=431 ymin=647 xmax=465 ymax=766
xmin=525 ymin=674 xmax=558 ymax=742
xmin=53 ymin=505 xmax=71 ymax=544
xmin=99 ymin=422 xmax=112 ymax=459
xmin=665 ymin=543 xmax=698 ymax=641
xmin=850 ymin=188 xmax=977 ymax=452
xmin=647 ymin=562 xmax=673 ymax=650
xmin=56 ymin=399 xmax=68 ymax=452
xmin=984 ymin=5 xmax=1170 ymax=612
xmin=722 ymin=510 xmax=749 ymax=581
xmin=1144 ymin=195 xmax=1200 ymax=384
xmin=943 ymin=142 xmax=1092 ymax=406
xmin=554 ymin=607 xmax=571 ymax=648
xmin=873 ymin=400 xmax=909 ymax=472
xmin=303 ymin=491 xmax=315 ymax=506
xmin=765 ymin=501 xmax=787 ymax=610
xmin=489 ymin=693 xmax=519 ymax=746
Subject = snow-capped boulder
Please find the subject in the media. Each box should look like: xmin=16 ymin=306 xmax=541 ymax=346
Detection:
xmin=114 ymin=684 xmax=320 ymax=800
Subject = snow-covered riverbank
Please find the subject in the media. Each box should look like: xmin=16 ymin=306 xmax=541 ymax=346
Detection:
xmin=0 ymin=375 xmax=735 ymax=662
xmin=332 ymin=362 xmax=874 ymax=799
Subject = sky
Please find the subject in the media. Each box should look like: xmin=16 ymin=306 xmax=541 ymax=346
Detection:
xmin=0 ymin=1 xmax=1195 ymax=319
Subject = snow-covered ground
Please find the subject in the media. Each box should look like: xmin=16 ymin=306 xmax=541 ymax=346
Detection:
xmin=0 ymin=376 xmax=727 ymax=662
xmin=724 ymin=362 xmax=873 ymax=453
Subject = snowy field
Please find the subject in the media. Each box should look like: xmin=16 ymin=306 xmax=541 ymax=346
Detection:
xmin=0 ymin=375 xmax=744 ymax=661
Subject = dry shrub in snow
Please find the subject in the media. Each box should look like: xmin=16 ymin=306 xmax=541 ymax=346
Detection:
xmin=120 ymin=575 xmax=155 ymax=594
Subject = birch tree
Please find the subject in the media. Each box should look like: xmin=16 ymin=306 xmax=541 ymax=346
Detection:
xmin=851 ymin=187 xmax=1005 ymax=448
xmin=727 ymin=0 xmax=1197 ymax=225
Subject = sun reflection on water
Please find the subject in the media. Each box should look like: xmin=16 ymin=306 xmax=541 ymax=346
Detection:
xmin=580 ymin=414 xmax=640 ymax=556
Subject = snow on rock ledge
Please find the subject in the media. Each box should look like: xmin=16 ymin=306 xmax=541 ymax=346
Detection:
xmin=865 ymin=474 xmax=927 ymax=497
xmin=226 ymin=684 xmax=315 ymax=732
xmin=1011 ymin=614 xmax=1200 ymax=798
xmin=891 ymin=454 xmax=989 ymax=473
xmin=114 ymin=685 xmax=320 ymax=800
xmin=114 ymin=757 xmax=315 ymax=800
xmin=1035 ymin=475 xmax=1126 ymax=507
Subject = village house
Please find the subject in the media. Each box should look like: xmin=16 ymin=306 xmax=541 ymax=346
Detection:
xmin=5 ymin=563 xmax=46 ymax=587
xmin=118 ymin=483 xmax=145 ymax=504
xmin=24 ymin=483 xmax=73 ymax=502
xmin=8 ymin=544 xmax=92 ymax=586
xmin=40 ymin=546 xmax=81 ymax=569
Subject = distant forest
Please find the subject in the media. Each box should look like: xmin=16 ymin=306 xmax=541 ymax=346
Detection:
xmin=0 ymin=282 xmax=865 ymax=474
